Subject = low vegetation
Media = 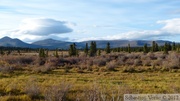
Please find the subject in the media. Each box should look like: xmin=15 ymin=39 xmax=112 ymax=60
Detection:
xmin=0 ymin=41 xmax=179 ymax=101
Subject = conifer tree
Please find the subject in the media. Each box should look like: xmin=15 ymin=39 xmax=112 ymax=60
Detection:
xmin=152 ymin=41 xmax=159 ymax=52
xmin=105 ymin=42 xmax=111 ymax=54
xmin=89 ymin=41 xmax=97 ymax=57
xmin=172 ymin=42 xmax=176 ymax=51
xmin=39 ymin=48 xmax=45 ymax=57
xmin=54 ymin=49 xmax=59 ymax=58
xmin=84 ymin=43 xmax=88 ymax=56
xmin=128 ymin=43 xmax=131 ymax=53
xmin=155 ymin=43 xmax=159 ymax=52
xmin=69 ymin=43 xmax=77 ymax=56
xmin=143 ymin=43 xmax=148 ymax=53
xmin=165 ymin=43 xmax=171 ymax=51
xmin=0 ymin=50 xmax=5 ymax=56
xmin=164 ymin=42 xmax=168 ymax=54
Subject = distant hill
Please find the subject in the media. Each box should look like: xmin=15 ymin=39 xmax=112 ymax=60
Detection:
xmin=0 ymin=36 xmax=39 ymax=48
xmin=81 ymin=40 xmax=172 ymax=48
xmin=32 ymin=38 xmax=73 ymax=49
xmin=0 ymin=36 xmax=173 ymax=49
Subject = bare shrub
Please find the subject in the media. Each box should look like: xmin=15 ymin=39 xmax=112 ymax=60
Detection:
xmin=106 ymin=61 xmax=117 ymax=71
xmin=46 ymin=57 xmax=60 ymax=67
xmin=2 ymin=56 xmax=35 ymax=65
xmin=162 ymin=53 xmax=180 ymax=69
xmin=32 ymin=65 xmax=54 ymax=73
xmin=153 ymin=58 xmax=163 ymax=66
xmin=142 ymin=58 xmax=151 ymax=66
xmin=83 ymin=82 xmax=100 ymax=101
xmin=118 ymin=55 xmax=127 ymax=62
xmin=126 ymin=53 xmax=140 ymax=59
xmin=44 ymin=82 xmax=72 ymax=101
xmin=167 ymin=53 xmax=180 ymax=69
xmin=147 ymin=52 xmax=157 ymax=60
xmin=125 ymin=59 xmax=134 ymax=66
xmin=133 ymin=59 xmax=142 ymax=66
xmin=0 ymin=62 xmax=14 ymax=73
xmin=93 ymin=58 xmax=107 ymax=67
xmin=122 ymin=67 xmax=136 ymax=73
xmin=25 ymin=78 xmax=40 ymax=99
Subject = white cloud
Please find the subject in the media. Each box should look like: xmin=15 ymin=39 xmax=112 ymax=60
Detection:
xmin=0 ymin=18 xmax=74 ymax=42
xmin=157 ymin=18 xmax=180 ymax=34
xmin=13 ymin=18 xmax=73 ymax=36
xmin=75 ymin=18 xmax=180 ymax=42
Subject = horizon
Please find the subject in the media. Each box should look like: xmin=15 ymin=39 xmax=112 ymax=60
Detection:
xmin=1 ymin=36 xmax=178 ymax=44
xmin=0 ymin=0 xmax=180 ymax=43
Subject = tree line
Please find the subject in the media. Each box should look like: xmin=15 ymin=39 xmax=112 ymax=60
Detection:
xmin=0 ymin=41 xmax=179 ymax=57
xmin=68 ymin=41 xmax=180 ymax=57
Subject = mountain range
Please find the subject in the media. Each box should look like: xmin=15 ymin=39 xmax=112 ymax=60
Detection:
xmin=0 ymin=36 xmax=173 ymax=49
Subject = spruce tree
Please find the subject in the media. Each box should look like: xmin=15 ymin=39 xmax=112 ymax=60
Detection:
xmin=84 ymin=43 xmax=88 ymax=56
xmin=143 ymin=43 xmax=148 ymax=53
xmin=167 ymin=43 xmax=172 ymax=51
xmin=0 ymin=50 xmax=5 ymax=56
xmin=54 ymin=49 xmax=59 ymax=58
xmin=89 ymin=41 xmax=97 ymax=57
xmin=155 ymin=43 xmax=159 ymax=52
xmin=69 ymin=44 xmax=74 ymax=56
xmin=172 ymin=42 xmax=176 ymax=51
xmin=69 ymin=43 xmax=77 ymax=56
xmin=128 ymin=43 xmax=131 ymax=53
xmin=164 ymin=42 xmax=168 ymax=54
xmin=152 ymin=41 xmax=159 ymax=52
xmin=39 ymin=48 xmax=45 ymax=57
xmin=105 ymin=42 xmax=111 ymax=54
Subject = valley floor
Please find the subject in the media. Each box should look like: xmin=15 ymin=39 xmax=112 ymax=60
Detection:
xmin=0 ymin=68 xmax=180 ymax=101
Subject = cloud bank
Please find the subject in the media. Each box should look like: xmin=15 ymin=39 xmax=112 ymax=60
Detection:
xmin=0 ymin=18 xmax=73 ymax=42
xmin=0 ymin=18 xmax=180 ymax=42
xmin=14 ymin=18 xmax=73 ymax=36
xmin=76 ymin=18 xmax=180 ymax=42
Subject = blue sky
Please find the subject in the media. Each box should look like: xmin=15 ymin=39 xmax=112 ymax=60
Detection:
xmin=0 ymin=0 xmax=180 ymax=43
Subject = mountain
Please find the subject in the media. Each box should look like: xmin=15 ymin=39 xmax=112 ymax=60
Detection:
xmin=0 ymin=36 xmax=39 ymax=48
xmin=32 ymin=38 xmax=74 ymax=49
xmin=0 ymin=36 xmax=174 ymax=49
xmin=81 ymin=40 xmax=172 ymax=48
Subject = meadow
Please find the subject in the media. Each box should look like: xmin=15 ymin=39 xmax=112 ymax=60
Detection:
xmin=0 ymin=50 xmax=179 ymax=101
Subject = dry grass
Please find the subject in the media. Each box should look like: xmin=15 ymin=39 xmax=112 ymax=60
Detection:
xmin=0 ymin=51 xmax=179 ymax=100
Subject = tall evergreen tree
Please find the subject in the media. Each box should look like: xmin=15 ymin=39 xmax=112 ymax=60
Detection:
xmin=172 ymin=42 xmax=176 ymax=51
xmin=54 ymin=49 xmax=59 ymax=58
xmin=69 ymin=44 xmax=74 ymax=56
xmin=155 ymin=43 xmax=159 ymax=52
xmin=0 ymin=50 xmax=5 ymax=56
xmin=39 ymin=48 xmax=45 ymax=58
xmin=152 ymin=41 xmax=159 ymax=52
xmin=84 ymin=43 xmax=88 ymax=56
xmin=105 ymin=42 xmax=111 ymax=54
xmin=167 ymin=43 xmax=172 ymax=51
xmin=69 ymin=43 xmax=77 ymax=56
xmin=164 ymin=42 xmax=168 ymax=54
xmin=89 ymin=41 xmax=97 ymax=57
xmin=128 ymin=43 xmax=131 ymax=53
xmin=143 ymin=43 xmax=148 ymax=53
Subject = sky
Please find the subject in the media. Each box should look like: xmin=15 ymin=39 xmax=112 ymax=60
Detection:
xmin=0 ymin=0 xmax=180 ymax=43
